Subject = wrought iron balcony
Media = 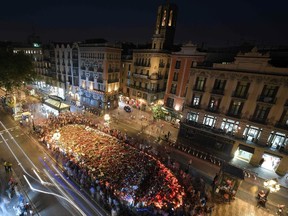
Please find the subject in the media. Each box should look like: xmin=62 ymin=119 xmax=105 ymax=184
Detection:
xmin=211 ymin=89 xmax=224 ymax=95
xmin=257 ymin=95 xmax=277 ymax=104
xmin=275 ymin=121 xmax=288 ymax=130
xmin=133 ymin=73 xmax=148 ymax=79
xmin=226 ymin=112 xmax=242 ymax=119
xmin=231 ymin=91 xmax=248 ymax=99
xmin=206 ymin=107 xmax=220 ymax=113
xmin=249 ymin=117 xmax=267 ymax=125
xmin=88 ymin=76 xmax=94 ymax=82
xmin=193 ymin=86 xmax=205 ymax=92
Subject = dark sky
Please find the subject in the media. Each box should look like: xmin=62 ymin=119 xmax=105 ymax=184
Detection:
xmin=1 ymin=0 xmax=288 ymax=46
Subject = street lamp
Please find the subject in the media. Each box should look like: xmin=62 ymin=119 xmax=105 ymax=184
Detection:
xmin=31 ymin=115 xmax=35 ymax=131
xmin=104 ymin=114 xmax=110 ymax=126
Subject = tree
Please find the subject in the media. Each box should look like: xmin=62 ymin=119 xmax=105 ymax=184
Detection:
xmin=152 ymin=104 xmax=165 ymax=120
xmin=0 ymin=48 xmax=35 ymax=93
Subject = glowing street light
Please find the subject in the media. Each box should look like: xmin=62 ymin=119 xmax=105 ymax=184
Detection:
xmin=264 ymin=178 xmax=280 ymax=193
xmin=104 ymin=114 xmax=110 ymax=122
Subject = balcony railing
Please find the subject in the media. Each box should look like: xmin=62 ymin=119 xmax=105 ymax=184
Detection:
xmin=187 ymin=104 xmax=201 ymax=109
xmin=257 ymin=95 xmax=277 ymax=104
xmin=211 ymin=89 xmax=224 ymax=95
xmin=231 ymin=91 xmax=248 ymax=99
xmin=97 ymin=79 xmax=103 ymax=83
xmin=193 ymin=86 xmax=205 ymax=92
xmin=226 ymin=112 xmax=242 ymax=119
xmin=129 ymin=85 xmax=165 ymax=93
xmin=148 ymin=74 xmax=163 ymax=80
xmin=275 ymin=121 xmax=288 ymax=130
xmin=249 ymin=117 xmax=267 ymax=125
xmin=206 ymin=107 xmax=220 ymax=113
xmin=88 ymin=76 xmax=94 ymax=82
xmin=108 ymin=79 xmax=119 ymax=83
xmin=81 ymin=75 xmax=86 ymax=80
xmin=133 ymin=73 xmax=148 ymax=79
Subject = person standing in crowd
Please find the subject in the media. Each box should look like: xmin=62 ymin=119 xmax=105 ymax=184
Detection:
xmin=3 ymin=161 xmax=9 ymax=173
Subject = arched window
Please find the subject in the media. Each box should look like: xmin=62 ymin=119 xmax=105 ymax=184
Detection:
xmin=168 ymin=10 xmax=173 ymax=26
xmin=161 ymin=10 xmax=167 ymax=26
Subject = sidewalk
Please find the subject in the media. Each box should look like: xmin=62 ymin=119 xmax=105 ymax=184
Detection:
xmin=0 ymin=166 xmax=33 ymax=215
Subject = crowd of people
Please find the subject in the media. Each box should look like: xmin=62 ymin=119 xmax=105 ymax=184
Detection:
xmin=35 ymin=112 xmax=214 ymax=215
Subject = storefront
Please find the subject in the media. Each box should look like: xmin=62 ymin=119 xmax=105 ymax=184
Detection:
xmin=234 ymin=144 xmax=255 ymax=162
xmin=260 ymin=153 xmax=281 ymax=171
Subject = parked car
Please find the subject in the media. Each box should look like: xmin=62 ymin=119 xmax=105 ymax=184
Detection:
xmin=124 ymin=105 xmax=132 ymax=112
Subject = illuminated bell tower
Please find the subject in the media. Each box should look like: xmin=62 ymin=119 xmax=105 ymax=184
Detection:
xmin=152 ymin=1 xmax=178 ymax=50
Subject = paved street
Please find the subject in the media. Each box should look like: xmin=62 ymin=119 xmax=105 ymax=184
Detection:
xmin=1 ymin=92 xmax=288 ymax=215
xmin=0 ymin=107 xmax=109 ymax=216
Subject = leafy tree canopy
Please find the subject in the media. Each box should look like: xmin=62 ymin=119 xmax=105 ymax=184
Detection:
xmin=0 ymin=48 xmax=35 ymax=92
xmin=152 ymin=104 xmax=165 ymax=120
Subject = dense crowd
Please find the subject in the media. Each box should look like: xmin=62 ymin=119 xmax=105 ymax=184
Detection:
xmin=35 ymin=112 xmax=213 ymax=215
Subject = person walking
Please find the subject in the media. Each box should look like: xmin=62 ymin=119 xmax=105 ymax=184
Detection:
xmin=7 ymin=162 xmax=12 ymax=172
xmin=3 ymin=161 xmax=9 ymax=173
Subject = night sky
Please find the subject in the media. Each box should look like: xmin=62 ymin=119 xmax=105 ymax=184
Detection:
xmin=1 ymin=0 xmax=288 ymax=46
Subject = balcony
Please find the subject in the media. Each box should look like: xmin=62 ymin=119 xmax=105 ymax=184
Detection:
xmin=275 ymin=121 xmax=288 ymax=130
xmin=88 ymin=76 xmax=94 ymax=82
xmin=148 ymin=74 xmax=163 ymax=80
xmin=226 ymin=112 xmax=242 ymax=119
xmin=108 ymin=78 xmax=119 ymax=83
xmin=193 ymin=86 xmax=205 ymax=92
xmin=97 ymin=79 xmax=103 ymax=83
xmin=133 ymin=73 xmax=148 ymax=79
xmin=188 ymin=104 xmax=201 ymax=109
xmin=129 ymin=84 xmax=165 ymax=93
xmin=206 ymin=107 xmax=220 ymax=114
xmin=257 ymin=95 xmax=277 ymax=104
xmin=211 ymin=89 xmax=224 ymax=95
xmin=249 ymin=117 xmax=267 ymax=125
xmin=231 ymin=91 xmax=248 ymax=99
xmin=81 ymin=75 xmax=86 ymax=80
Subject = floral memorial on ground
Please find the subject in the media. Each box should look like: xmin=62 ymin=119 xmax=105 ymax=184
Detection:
xmin=47 ymin=122 xmax=185 ymax=209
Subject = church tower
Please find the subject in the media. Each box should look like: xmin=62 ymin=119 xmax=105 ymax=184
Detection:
xmin=152 ymin=1 xmax=178 ymax=50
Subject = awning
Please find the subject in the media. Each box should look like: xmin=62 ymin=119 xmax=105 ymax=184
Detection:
xmin=43 ymin=98 xmax=70 ymax=111
xmin=238 ymin=144 xmax=255 ymax=154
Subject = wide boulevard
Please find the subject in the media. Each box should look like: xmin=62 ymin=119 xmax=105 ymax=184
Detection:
xmin=0 ymin=108 xmax=109 ymax=216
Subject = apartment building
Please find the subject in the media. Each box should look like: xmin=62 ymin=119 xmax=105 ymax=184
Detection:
xmin=180 ymin=47 xmax=288 ymax=175
xmin=163 ymin=42 xmax=206 ymax=122
xmin=122 ymin=2 xmax=178 ymax=110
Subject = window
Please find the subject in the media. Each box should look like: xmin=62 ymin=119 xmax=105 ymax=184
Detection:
xmin=278 ymin=110 xmax=288 ymax=126
xmin=234 ymin=81 xmax=250 ymax=98
xmin=261 ymin=85 xmax=278 ymax=97
xmin=187 ymin=112 xmax=199 ymax=122
xmin=194 ymin=77 xmax=206 ymax=91
xmin=166 ymin=97 xmax=174 ymax=108
xmin=192 ymin=95 xmax=201 ymax=107
xmin=213 ymin=79 xmax=226 ymax=90
xmin=243 ymin=125 xmax=262 ymax=142
xmin=173 ymin=71 xmax=179 ymax=81
xmin=203 ymin=115 xmax=217 ymax=127
xmin=220 ymin=118 xmax=239 ymax=134
xmin=253 ymin=105 xmax=270 ymax=121
xmin=170 ymin=84 xmax=177 ymax=94
xmin=175 ymin=60 xmax=181 ymax=69
xmin=228 ymin=101 xmax=244 ymax=116
xmin=208 ymin=97 xmax=221 ymax=111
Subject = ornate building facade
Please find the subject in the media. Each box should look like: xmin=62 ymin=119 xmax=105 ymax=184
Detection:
xmin=123 ymin=2 xmax=178 ymax=109
xmin=180 ymin=48 xmax=288 ymax=175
